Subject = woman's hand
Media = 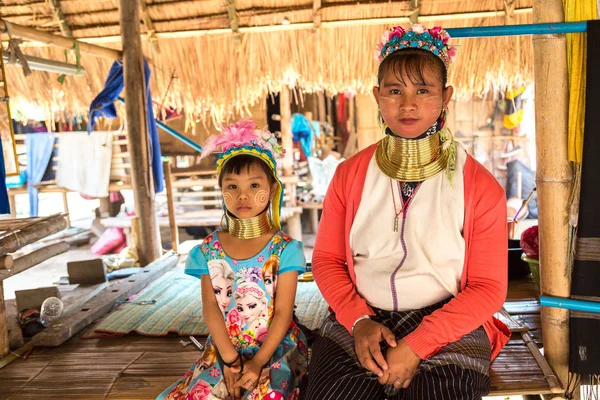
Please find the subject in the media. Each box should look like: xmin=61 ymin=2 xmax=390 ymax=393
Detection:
xmin=235 ymin=357 xmax=264 ymax=394
xmin=378 ymin=339 xmax=421 ymax=389
xmin=353 ymin=319 xmax=397 ymax=376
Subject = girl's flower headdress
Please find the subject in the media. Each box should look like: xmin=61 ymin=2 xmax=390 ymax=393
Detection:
xmin=374 ymin=24 xmax=458 ymax=68
xmin=200 ymin=118 xmax=285 ymax=229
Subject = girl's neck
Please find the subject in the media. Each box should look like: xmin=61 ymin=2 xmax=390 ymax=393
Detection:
xmin=217 ymin=228 xmax=279 ymax=260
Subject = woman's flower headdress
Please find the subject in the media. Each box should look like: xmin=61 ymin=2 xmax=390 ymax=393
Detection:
xmin=201 ymin=118 xmax=285 ymax=229
xmin=374 ymin=24 xmax=458 ymax=68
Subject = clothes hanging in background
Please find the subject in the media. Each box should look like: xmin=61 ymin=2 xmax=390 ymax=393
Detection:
xmin=291 ymin=113 xmax=314 ymax=159
xmin=25 ymin=133 xmax=55 ymax=217
xmin=0 ymin=138 xmax=10 ymax=214
xmin=56 ymin=132 xmax=113 ymax=198
xmin=88 ymin=59 xmax=164 ymax=193
xmin=568 ymin=19 xmax=600 ymax=399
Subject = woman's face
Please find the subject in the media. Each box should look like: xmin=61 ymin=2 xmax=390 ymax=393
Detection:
xmin=373 ymin=64 xmax=453 ymax=138
xmin=264 ymin=272 xmax=277 ymax=298
xmin=212 ymin=275 xmax=233 ymax=312
xmin=236 ymin=295 xmax=265 ymax=325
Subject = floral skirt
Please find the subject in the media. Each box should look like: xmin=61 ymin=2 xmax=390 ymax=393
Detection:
xmin=157 ymin=324 xmax=308 ymax=400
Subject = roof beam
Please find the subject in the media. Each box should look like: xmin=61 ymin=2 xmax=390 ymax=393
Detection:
xmin=410 ymin=0 xmax=420 ymax=24
xmin=3 ymin=8 xmax=533 ymax=45
xmin=46 ymin=0 xmax=73 ymax=37
xmin=313 ymin=0 xmax=322 ymax=29
xmin=140 ymin=0 xmax=156 ymax=36
xmin=227 ymin=0 xmax=241 ymax=44
xmin=0 ymin=19 xmax=121 ymax=59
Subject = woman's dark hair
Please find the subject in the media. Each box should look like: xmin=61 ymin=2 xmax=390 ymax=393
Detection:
xmin=218 ymin=154 xmax=276 ymax=187
xmin=377 ymin=49 xmax=448 ymax=88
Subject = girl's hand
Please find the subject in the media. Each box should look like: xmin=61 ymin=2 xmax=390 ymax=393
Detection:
xmin=235 ymin=357 xmax=264 ymax=393
xmin=378 ymin=339 xmax=421 ymax=389
xmin=223 ymin=357 xmax=242 ymax=400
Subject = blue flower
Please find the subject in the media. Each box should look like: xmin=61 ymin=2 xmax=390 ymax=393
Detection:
xmin=405 ymin=31 xmax=416 ymax=39
xmin=420 ymin=32 xmax=432 ymax=41
xmin=434 ymin=39 xmax=443 ymax=48
xmin=400 ymin=43 xmax=406 ymax=49
xmin=390 ymin=36 xmax=399 ymax=45
xmin=410 ymin=41 xmax=418 ymax=48
xmin=433 ymin=49 xmax=439 ymax=55
xmin=423 ymin=45 xmax=429 ymax=50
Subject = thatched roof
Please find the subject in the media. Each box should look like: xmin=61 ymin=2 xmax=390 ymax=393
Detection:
xmin=1 ymin=0 xmax=533 ymax=128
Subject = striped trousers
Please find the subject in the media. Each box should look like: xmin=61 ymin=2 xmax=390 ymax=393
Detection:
xmin=303 ymin=301 xmax=491 ymax=400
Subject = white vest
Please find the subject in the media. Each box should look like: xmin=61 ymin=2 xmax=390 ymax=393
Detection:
xmin=349 ymin=144 xmax=467 ymax=311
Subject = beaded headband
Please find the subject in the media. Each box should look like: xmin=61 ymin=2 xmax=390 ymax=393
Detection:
xmin=235 ymin=283 xmax=266 ymax=299
xmin=374 ymin=24 xmax=458 ymax=68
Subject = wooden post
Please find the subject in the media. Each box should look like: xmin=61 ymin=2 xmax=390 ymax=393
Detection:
xmin=0 ymin=214 xmax=68 ymax=256
xmin=0 ymin=280 xmax=8 ymax=357
xmin=163 ymin=160 xmax=179 ymax=252
xmin=119 ymin=0 xmax=161 ymax=266
xmin=61 ymin=191 xmax=71 ymax=228
xmin=8 ymin=193 xmax=16 ymax=218
xmin=533 ymin=0 xmax=572 ymax=388
xmin=280 ymin=85 xmax=294 ymax=177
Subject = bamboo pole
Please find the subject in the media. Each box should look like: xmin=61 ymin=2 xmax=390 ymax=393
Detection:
xmin=280 ymin=85 xmax=294 ymax=177
xmin=119 ymin=0 xmax=161 ymax=266
xmin=532 ymin=0 xmax=572 ymax=389
xmin=0 ymin=242 xmax=70 ymax=282
xmin=0 ymin=280 xmax=8 ymax=357
xmin=0 ymin=214 xmax=68 ymax=256
xmin=0 ymin=19 xmax=121 ymax=60
xmin=163 ymin=160 xmax=179 ymax=253
xmin=0 ymin=255 xmax=13 ymax=269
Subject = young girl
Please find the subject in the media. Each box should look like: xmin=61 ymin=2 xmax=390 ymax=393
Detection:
xmin=305 ymin=24 xmax=509 ymax=399
xmin=158 ymin=119 xmax=308 ymax=400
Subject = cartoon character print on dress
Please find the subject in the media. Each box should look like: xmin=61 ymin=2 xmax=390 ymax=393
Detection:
xmin=208 ymin=259 xmax=235 ymax=313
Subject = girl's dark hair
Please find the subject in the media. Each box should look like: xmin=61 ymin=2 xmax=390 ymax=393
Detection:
xmin=218 ymin=154 xmax=276 ymax=186
xmin=377 ymin=49 xmax=448 ymax=88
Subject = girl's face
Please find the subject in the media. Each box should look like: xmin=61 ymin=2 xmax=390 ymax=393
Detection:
xmin=221 ymin=164 xmax=276 ymax=219
xmin=212 ymin=275 xmax=233 ymax=312
xmin=236 ymin=295 xmax=265 ymax=325
xmin=264 ymin=272 xmax=277 ymax=298
xmin=373 ymin=63 xmax=453 ymax=138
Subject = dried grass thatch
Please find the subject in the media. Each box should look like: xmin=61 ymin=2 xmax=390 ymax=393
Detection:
xmin=1 ymin=0 xmax=534 ymax=128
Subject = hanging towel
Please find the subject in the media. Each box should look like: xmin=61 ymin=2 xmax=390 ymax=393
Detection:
xmin=0 ymin=138 xmax=10 ymax=214
xmin=87 ymin=59 xmax=164 ymax=193
xmin=291 ymin=113 xmax=314 ymax=158
xmin=56 ymin=132 xmax=113 ymax=198
xmin=25 ymin=132 xmax=55 ymax=217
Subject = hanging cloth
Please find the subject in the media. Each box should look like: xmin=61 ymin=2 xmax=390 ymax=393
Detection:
xmin=569 ymin=19 xmax=600 ymax=398
xmin=291 ymin=113 xmax=314 ymax=159
xmin=563 ymin=0 xmax=597 ymax=162
xmin=25 ymin=133 xmax=55 ymax=217
xmin=0 ymin=138 xmax=10 ymax=214
xmin=88 ymin=59 xmax=164 ymax=193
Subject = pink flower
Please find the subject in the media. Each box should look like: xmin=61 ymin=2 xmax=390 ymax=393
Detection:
xmin=279 ymin=380 xmax=288 ymax=390
xmin=441 ymin=31 xmax=451 ymax=44
xmin=233 ymin=259 xmax=239 ymax=265
xmin=392 ymin=26 xmax=404 ymax=38
xmin=188 ymin=380 xmax=212 ymax=400
xmin=272 ymin=361 xmax=282 ymax=369
xmin=411 ymin=23 xmax=425 ymax=34
xmin=213 ymin=241 xmax=221 ymax=251
xmin=265 ymin=390 xmax=285 ymax=400
xmin=256 ymin=326 xmax=269 ymax=344
xmin=242 ymin=333 xmax=254 ymax=343
xmin=447 ymin=46 xmax=458 ymax=63
xmin=257 ymin=255 xmax=265 ymax=263
xmin=429 ymin=26 xmax=442 ymax=38
xmin=227 ymin=309 xmax=243 ymax=327
xmin=208 ymin=367 xmax=221 ymax=378
xmin=298 ymin=340 xmax=307 ymax=351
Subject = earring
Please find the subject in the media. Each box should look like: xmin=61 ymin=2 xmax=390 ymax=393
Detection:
xmin=438 ymin=108 xmax=447 ymax=130
xmin=220 ymin=213 xmax=227 ymax=231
